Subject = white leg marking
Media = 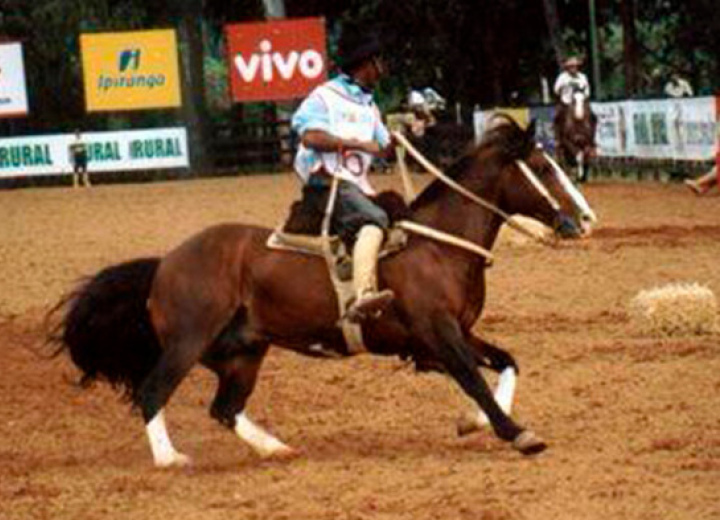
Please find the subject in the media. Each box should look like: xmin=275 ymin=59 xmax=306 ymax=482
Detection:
xmin=146 ymin=410 xmax=190 ymax=468
xmin=476 ymin=368 xmax=518 ymax=426
xmin=234 ymin=412 xmax=293 ymax=458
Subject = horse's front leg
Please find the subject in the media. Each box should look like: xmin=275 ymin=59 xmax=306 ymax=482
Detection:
xmin=457 ymin=335 xmax=519 ymax=436
xmin=427 ymin=316 xmax=546 ymax=455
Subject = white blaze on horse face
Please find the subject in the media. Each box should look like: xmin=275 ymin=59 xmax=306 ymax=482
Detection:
xmin=516 ymin=160 xmax=560 ymax=211
xmin=543 ymin=151 xmax=597 ymax=224
xmin=146 ymin=410 xmax=191 ymax=468
xmin=475 ymin=367 xmax=517 ymax=427
xmin=573 ymin=91 xmax=585 ymax=120
xmin=234 ymin=412 xmax=293 ymax=458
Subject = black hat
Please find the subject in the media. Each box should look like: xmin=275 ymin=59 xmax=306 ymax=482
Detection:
xmin=337 ymin=26 xmax=383 ymax=72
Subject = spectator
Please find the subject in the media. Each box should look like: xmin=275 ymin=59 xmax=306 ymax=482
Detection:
xmin=664 ymin=73 xmax=693 ymax=98
xmin=68 ymin=129 xmax=91 ymax=188
xmin=684 ymin=166 xmax=717 ymax=195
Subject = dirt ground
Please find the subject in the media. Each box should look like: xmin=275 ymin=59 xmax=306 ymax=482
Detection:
xmin=1 ymin=173 xmax=719 ymax=520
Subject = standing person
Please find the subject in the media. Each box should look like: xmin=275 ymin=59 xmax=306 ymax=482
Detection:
xmin=68 ymin=129 xmax=91 ymax=188
xmin=664 ymin=72 xmax=693 ymax=98
xmin=291 ymin=26 xmax=394 ymax=322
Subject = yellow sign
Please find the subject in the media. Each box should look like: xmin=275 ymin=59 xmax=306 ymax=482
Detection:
xmin=81 ymin=29 xmax=181 ymax=111
xmin=492 ymin=107 xmax=530 ymax=128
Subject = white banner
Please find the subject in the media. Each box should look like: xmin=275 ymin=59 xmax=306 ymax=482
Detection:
xmin=0 ymin=42 xmax=29 ymax=117
xmin=592 ymin=97 xmax=716 ymax=160
xmin=0 ymin=127 xmax=189 ymax=178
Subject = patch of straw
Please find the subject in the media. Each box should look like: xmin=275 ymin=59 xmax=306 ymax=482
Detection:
xmin=630 ymin=282 xmax=718 ymax=337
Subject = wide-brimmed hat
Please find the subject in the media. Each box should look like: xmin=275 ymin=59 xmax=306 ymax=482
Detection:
xmin=337 ymin=26 xmax=383 ymax=72
xmin=564 ymin=56 xmax=582 ymax=68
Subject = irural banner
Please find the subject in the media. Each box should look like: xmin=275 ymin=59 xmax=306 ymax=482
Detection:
xmin=80 ymin=29 xmax=182 ymax=111
xmin=0 ymin=42 xmax=29 ymax=117
xmin=225 ymin=18 xmax=327 ymax=102
xmin=0 ymin=128 xmax=189 ymax=178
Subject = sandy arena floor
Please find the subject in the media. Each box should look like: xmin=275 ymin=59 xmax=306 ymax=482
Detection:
xmin=0 ymin=173 xmax=718 ymax=520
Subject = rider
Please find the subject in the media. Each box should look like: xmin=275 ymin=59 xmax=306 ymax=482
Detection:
xmin=553 ymin=56 xmax=597 ymax=156
xmin=291 ymin=26 xmax=394 ymax=322
xmin=553 ymin=56 xmax=590 ymax=105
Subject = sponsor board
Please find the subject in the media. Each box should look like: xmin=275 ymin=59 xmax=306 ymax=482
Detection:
xmin=592 ymin=97 xmax=716 ymax=160
xmin=0 ymin=128 xmax=189 ymax=177
xmin=474 ymin=97 xmax=718 ymax=161
xmin=81 ymin=29 xmax=182 ymax=111
xmin=226 ymin=17 xmax=327 ymax=102
xmin=0 ymin=42 xmax=29 ymax=117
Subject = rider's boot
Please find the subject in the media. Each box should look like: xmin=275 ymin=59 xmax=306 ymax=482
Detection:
xmin=345 ymin=225 xmax=394 ymax=322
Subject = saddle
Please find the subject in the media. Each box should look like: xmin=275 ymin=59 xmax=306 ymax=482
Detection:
xmin=266 ymin=190 xmax=411 ymax=355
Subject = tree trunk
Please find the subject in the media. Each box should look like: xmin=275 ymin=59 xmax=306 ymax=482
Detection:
xmin=177 ymin=0 xmax=211 ymax=173
xmin=542 ymin=0 xmax=565 ymax=67
xmin=621 ymin=0 xmax=639 ymax=97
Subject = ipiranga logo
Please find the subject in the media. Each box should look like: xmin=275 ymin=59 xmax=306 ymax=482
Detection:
xmin=97 ymin=48 xmax=166 ymax=92
xmin=81 ymin=29 xmax=181 ymax=111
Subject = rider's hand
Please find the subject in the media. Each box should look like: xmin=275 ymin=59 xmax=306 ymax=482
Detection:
xmin=344 ymin=139 xmax=382 ymax=156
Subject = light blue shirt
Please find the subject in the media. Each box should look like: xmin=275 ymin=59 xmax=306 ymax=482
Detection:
xmin=291 ymin=75 xmax=390 ymax=194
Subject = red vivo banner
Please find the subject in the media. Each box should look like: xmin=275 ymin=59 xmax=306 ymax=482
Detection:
xmin=226 ymin=18 xmax=327 ymax=102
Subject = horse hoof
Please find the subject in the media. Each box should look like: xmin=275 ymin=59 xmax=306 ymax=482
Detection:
xmin=154 ymin=452 xmax=192 ymax=468
xmin=456 ymin=412 xmax=483 ymax=437
xmin=260 ymin=445 xmax=300 ymax=461
xmin=512 ymin=431 xmax=547 ymax=456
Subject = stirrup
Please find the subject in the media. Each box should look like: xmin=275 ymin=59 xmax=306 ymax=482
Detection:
xmin=345 ymin=289 xmax=395 ymax=323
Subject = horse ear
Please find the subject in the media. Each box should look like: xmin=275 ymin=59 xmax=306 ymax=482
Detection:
xmin=526 ymin=119 xmax=537 ymax=139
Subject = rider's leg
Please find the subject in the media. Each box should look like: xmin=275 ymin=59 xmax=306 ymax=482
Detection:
xmin=685 ymin=166 xmax=717 ymax=195
xmin=348 ymin=224 xmax=394 ymax=319
xmin=333 ymin=182 xmax=394 ymax=321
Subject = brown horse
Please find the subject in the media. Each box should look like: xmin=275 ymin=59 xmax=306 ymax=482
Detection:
xmin=554 ymin=88 xmax=597 ymax=182
xmin=50 ymin=118 xmax=595 ymax=467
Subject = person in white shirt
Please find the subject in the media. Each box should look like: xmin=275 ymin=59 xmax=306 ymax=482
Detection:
xmin=553 ymin=56 xmax=590 ymax=105
xmin=290 ymin=26 xmax=394 ymax=322
xmin=664 ymin=73 xmax=693 ymax=98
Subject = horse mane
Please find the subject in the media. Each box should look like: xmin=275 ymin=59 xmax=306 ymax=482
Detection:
xmin=411 ymin=114 xmax=535 ymax=210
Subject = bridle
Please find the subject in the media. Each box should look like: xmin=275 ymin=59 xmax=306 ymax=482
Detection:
xmin=392 ymin=130 xmax=578 ymax=245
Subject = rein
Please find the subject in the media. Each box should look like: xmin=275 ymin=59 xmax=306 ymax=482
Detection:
xmin=391 ymin=131 xmax=553 ymax=246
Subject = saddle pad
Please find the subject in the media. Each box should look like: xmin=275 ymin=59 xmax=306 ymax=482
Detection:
xmin=266 ymin=228 xmax=408 ymax=258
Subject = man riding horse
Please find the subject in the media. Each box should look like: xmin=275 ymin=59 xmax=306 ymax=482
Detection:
xmin=291 ymin=27 xmax=394 ymax=322
xmin=553 ymin=56 xmax=598 ymax=179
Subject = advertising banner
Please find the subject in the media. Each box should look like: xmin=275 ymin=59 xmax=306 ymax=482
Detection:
xmin=80 ymin=29 xmax=182 ymax=111
xmin=528 ymin=105 xmax=556 ymax=154
xmin=591 ymin=101 xmax=628 ymax=157
xmin=473 ymin=107 xmax=529 ymax=143
xmin=0 ymin=127 xmax=189 ymax=178
xmin=622 ymin=97 xmax=716 ymax=160
xmin=0 ymin=42 xmax=29 ymax=117
xmin=226 ymin=17 xmax=327 ymax=102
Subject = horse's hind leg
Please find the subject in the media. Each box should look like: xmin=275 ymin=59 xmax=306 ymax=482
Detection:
xmin=457 ymin=335 xmax=520 ymax=435
xmin=203 ymin=325 xmax=294 ymax=459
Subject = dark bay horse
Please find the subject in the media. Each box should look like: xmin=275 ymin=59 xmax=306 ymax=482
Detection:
xmin=554 ymin=88 xmax=597 ymax=182
xmin=51 ymin=119 xmax=595 ymax=467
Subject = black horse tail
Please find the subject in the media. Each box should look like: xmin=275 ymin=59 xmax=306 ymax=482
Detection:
xmin=48 ymin=257 xmax=162 ymax=404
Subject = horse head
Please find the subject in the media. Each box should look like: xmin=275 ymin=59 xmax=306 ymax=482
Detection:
xmin=572 ymin=90 xmax=587 ymax=121
xmin=482 ymin=116 xmax=596 ymax=238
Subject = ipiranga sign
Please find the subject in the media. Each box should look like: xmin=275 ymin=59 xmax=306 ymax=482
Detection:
xmin=0 ymin=128 xmax=189 ymax=178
